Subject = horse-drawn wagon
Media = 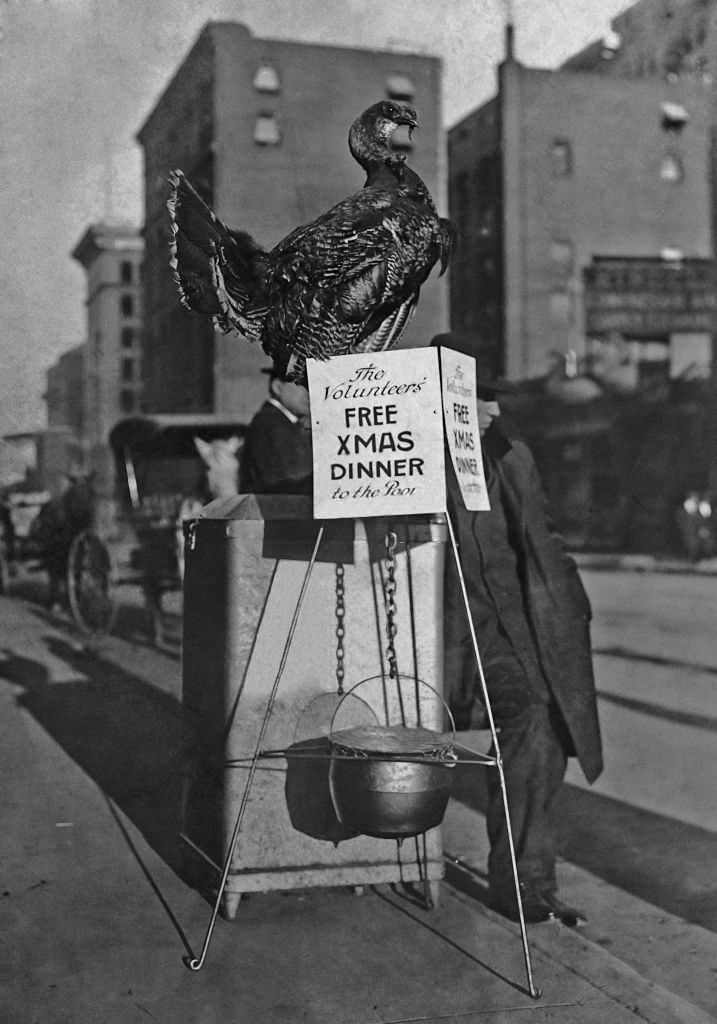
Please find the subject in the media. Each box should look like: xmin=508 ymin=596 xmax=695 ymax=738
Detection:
xmin=108 ymin=414 xmax=246 ymax=644
xmin=27 ymin=415 xmax=245 ymax=642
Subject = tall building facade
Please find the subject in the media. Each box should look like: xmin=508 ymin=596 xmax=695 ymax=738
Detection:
xmin=448 ymin=30 xmax=714 ymax=382
xmin=71 ymin=223 xmax=144 ymax=493
xmin=137 ymin=21 xmax=447 ymax=419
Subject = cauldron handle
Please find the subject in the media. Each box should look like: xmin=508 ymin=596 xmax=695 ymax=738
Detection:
xmin=328 ymin=675 xmax=456 ymax=746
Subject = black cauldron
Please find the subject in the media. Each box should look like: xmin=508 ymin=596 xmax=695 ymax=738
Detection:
xmin=329 ymin=722 xmax=456 ymax=839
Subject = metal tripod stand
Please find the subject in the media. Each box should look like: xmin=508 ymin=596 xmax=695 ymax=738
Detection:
xmin=183 ymin=512 xmax=540 ymax=1000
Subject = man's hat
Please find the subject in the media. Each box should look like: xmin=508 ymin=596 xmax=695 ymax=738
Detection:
xmin=429 ymin=333 xmax=522 ymax=398
xmin=261 ymin=365 xmax=287 ymax=386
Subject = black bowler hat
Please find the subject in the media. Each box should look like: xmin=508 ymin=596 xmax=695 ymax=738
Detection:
xmin=429 ymin=333 xmax=522 ymax=398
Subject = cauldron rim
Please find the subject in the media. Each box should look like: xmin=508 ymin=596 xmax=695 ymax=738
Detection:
xmin=329 ymin=723 xmax=452 ymax=758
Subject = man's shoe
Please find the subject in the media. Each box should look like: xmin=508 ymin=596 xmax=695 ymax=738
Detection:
xmin=489 ymin=888 xmax=586 ymax=927
xmin=489 ymin=888 xmax=549 ymax=923
xmin=541 ymin=893 xmax=587 ymax=927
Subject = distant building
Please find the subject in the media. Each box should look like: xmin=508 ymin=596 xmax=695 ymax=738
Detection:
xmin=1 ymin=429 xmax=85 ymax=499
xmin=71 ymin=223 xmax=144 ymax=494
xmin=0 ymin=433 xmax=37 ymax=491
xmin=136 ymin=21 xmax=447 ymax=419
xmin=44 ymin=343 xmax=85 ymax=434
xmin=562 ymin=0 xmax=715 ymax=85
xmin=35 ymin=428 xmax=85 ymax=499
xmin=448 ymin=26 xmax=714 ymax=383
xmin=562 ymin=0 xmax=717 ymax=275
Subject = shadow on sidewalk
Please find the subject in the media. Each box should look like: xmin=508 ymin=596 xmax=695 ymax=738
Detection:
xmin=0 ymin=640 xmax=191 ymax=887
xmin=5 ymin=572 xmax=181 ymax=657
xmin=451 ymin=763 xmax=717 ymax=934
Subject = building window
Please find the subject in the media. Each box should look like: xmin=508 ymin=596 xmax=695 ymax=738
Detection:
xmin=254 ymin=114 xmax=281 ymax=146
xmin=120 ymin=261 xmax=133 ymax=284
xmin=660 ymin=246 xmax=684 ymax=262
xmin=119 ymin=390 xmax=135 ymax=413
xmin=550 ymin=139 xmax=573 ymax=177
xmin=660 ymin=153 xmax=684 ymax=182
xmin=121 ymin=328 xmax=135 ymax=349
xmin=601 ymin=29 xmax=622 ymax=60
xmin=386 ymin=73 xmax=414 ymax=102
xmin=550 ymin=240 xmax=574 ymax=274
xmin=120 ymin=294 xmax=134 ymax=317
xmin=253 ymin=65 xmax=280 ymax=93
xmin=121 ymin=358 xmax=134 ymax=382
xmin=660 ymin=102 xmax=688 ymax=132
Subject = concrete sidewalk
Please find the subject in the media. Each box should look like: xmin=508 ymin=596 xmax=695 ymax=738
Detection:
xmin=0 ymin=595 xmax=715 ymax=1024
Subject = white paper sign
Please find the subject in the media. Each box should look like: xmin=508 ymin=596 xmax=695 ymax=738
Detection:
xmin=438 ymin=347 xmax=490 ymax=511
xmin=307 ymin=349 xmax=446 ymax=519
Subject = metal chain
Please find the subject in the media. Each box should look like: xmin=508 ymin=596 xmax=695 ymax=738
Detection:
xmin=384 ymin=531 xmax=398 ymax=679
xmin=335 ymin=562 xmax=346 ymax=695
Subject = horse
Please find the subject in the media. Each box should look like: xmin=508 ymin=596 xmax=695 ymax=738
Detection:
xmin=30 ymin=474 xmax=96 ymax=611
xmin=193 ymin=435 xmax=243 ymax=500
xmin=175 ymin=434 xmax=243 ymax=577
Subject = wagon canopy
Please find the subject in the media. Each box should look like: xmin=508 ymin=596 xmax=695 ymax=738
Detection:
xmin=109 ymin=414 xmax=246 ymax=509
xmin=108 ymin=414 xmax=246 ymax=458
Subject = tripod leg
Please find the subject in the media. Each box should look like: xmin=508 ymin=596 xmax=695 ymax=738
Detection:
xmin=186 ymin=523 xmax=326 ymax=971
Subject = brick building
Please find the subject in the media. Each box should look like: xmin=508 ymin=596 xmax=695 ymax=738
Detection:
xmin=136 ymin=21 xmax=447 ymax=420
xmin=448 ymin=26 xmax=713 ymax=382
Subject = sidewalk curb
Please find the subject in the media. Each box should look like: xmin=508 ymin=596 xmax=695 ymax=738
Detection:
xmin=573 ymin=553 xmax=717 ymax=576
xmin=446 ymin=878 xmax=717 ymax=1024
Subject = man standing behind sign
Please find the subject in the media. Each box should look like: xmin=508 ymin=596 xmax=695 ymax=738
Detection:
xmin=239 ymin=369 xmax=314 ymax=495
xmin=432 ymin=334 xmax=603 ymax=926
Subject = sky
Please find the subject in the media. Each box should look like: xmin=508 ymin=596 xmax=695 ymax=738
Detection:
xmin=0 ymin=0 xmax=631 ymax=438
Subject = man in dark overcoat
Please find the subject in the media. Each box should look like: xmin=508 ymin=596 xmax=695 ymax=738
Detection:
xmin=437 ymin=336 xmax=603 ymax=925
xmin=239 ymin=369 xmax=314 ymax=495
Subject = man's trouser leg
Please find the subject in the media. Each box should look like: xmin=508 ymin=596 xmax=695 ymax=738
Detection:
xmin=486 ymin=703 xmax=568 ymax=911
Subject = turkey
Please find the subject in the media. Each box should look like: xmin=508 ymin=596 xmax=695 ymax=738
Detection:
xmin=167 ymin=100 xmax=455 ymax=384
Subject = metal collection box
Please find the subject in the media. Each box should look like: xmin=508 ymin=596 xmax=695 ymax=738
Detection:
xmin=181 ymin=494 xmax=447 ymax=918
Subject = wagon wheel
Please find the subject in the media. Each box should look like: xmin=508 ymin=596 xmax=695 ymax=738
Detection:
xmin=67 ymin=530 xmax=116 ymax=637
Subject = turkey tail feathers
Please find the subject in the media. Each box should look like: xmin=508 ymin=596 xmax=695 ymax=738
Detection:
xmin=167 ymin=169 xmax=265 ymax=333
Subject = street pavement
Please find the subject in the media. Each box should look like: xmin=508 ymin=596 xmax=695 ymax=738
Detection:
xmin=0 ymin=566 xmax=716 ymax=1024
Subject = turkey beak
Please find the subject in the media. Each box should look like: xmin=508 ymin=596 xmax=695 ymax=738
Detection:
xmin=400 ymin=107 xmax=419 ymax=140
